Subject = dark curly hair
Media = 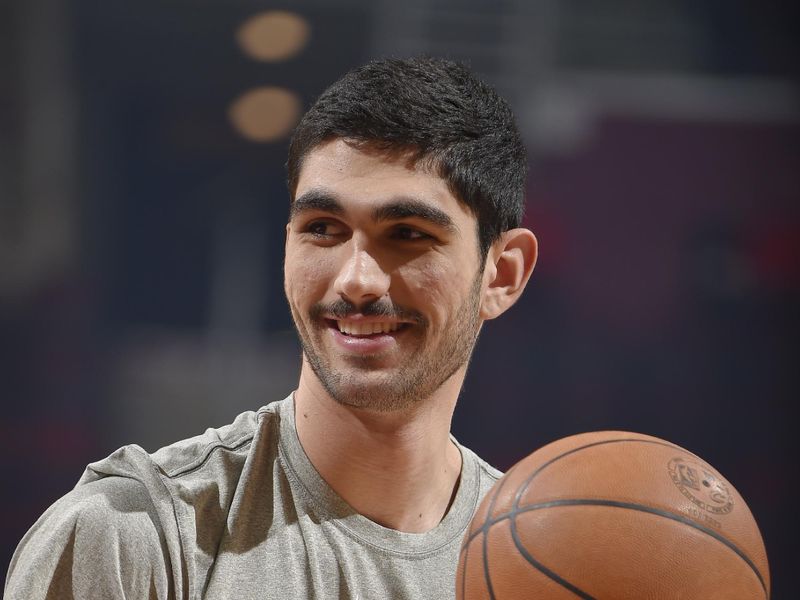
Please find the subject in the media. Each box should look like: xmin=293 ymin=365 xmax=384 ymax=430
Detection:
xmin=286 ymin=56 xmax=527 ymax=259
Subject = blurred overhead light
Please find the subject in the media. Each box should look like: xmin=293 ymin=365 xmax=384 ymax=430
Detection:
xmin=228 ymin=86 xmax=301 ymax=143
xmin=236 ymin=11 xmax=310 ymax=62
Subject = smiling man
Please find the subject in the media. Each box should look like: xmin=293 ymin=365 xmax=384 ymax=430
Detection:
xmin=6 ymin=57 xmax=537 ymax=599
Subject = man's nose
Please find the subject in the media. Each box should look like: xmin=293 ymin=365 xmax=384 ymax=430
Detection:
xmin=333 ymin=241 xmax=391 ymax=305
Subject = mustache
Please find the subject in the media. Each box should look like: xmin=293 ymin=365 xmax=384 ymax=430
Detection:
xmin=310 ymin=298 xmax=425 ymax=325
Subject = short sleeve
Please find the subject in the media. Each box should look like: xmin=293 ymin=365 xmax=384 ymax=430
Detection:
xmin=4 ymin=476 xmax=173 ymax=600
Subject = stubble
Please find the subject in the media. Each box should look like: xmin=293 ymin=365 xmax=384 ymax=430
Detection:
xmin=293 ymin=271 xmax=484 ymax=412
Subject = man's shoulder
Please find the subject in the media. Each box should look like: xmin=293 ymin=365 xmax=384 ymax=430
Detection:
xmin=29 ymin=474 xmax=159 ymax=535
xmin=148 ymin=399 xmax=284 ymax=478
xmin=69 ymin=396 xmax=292 ymax=548
xmin=82 ymin=397 xmax=288 ymax=486
xmin=5 ymin=476 xmax=171 ymax=600
xmin=6 ymin=397 xmax=294 ymax=600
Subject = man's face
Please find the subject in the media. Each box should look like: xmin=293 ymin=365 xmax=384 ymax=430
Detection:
xmin=284 ymin=139 xmax=487 ymax=412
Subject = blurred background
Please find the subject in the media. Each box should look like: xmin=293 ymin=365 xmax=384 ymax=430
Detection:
xmin=1 ymin=0 xmax=797 ymax=596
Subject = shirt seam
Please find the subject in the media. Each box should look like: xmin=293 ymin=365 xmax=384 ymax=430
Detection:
xmin=160 ymin=407 xmax=271 ymax=479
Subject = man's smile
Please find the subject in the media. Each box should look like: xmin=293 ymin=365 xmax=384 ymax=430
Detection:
xmin=333 ymin=320 xmax=404 ymax=336
xmin=322 ymin=316 xmax=414 ymax=353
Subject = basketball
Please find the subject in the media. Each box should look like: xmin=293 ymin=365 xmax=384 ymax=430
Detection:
xmin=457 ymin=431 xmax=770 ymax=599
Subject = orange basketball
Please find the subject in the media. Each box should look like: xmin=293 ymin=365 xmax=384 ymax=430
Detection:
xmin=457 ymin=431 xmax=770 ymax=599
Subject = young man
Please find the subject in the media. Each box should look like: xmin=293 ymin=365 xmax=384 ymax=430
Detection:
xmin=5 ymin=57 xmax=537 ymax=599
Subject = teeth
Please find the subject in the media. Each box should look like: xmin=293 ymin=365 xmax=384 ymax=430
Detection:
xmin=337 ymin=321 xmax=401 ymax=336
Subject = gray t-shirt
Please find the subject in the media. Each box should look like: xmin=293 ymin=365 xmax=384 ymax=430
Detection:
xmin=5 ymin=395 xmax=501 ymax=599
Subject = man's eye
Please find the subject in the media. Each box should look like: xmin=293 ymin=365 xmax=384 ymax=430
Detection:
xmin=393 ymin=226 xmax=431 ymax=241
xmin=308 ymin=222 xmax=329 ymax=235
xmin=306 ymin=220 xmax=344 ymax=237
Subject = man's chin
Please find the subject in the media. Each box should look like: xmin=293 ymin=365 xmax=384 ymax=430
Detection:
xmin=324 ymin=379 xmax=420 ymax=413
xmin=333 ymin=394 xmax=419 ymax=413
xmin=301 ymin=346 xmax=421 ymax=410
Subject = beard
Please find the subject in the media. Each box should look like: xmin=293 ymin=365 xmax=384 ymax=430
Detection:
xmin=290 ymin=271 xmax=484 ymax=412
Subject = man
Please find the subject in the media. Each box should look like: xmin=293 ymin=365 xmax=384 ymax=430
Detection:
xmin=5 ymin=57 xmax=537 ymax=599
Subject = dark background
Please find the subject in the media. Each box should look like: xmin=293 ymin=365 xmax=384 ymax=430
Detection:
xmin=2 ymin=0 xmax=798 ymax=597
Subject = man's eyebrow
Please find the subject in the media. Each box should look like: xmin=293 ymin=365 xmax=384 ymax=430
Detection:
xmin=373 ymin=198 xmax=458 ymax=233
xmin=289 ymin=190 xmax=344 ymax=220
xmin=290 ymin=190 xmax=459 ymax=234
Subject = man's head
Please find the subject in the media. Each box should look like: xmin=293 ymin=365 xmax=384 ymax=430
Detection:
xmin=284 ymin=58 xmax=536 ymax=412
xmin=287 ymin=56 xmax=528 ymax=260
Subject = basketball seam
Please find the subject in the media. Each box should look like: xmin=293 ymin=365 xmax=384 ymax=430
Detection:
xmin=508 ymin=499 xmax=768 ymax=597
xmin=477 ymin=462 xmax=519 ymax=600
xmin=508 ymin=513 xmax=595 ymax=599
xmin=465 ymin=438 xmax=687 ymax=549
xmin=463 ymin=438 xmax=766 ymax=600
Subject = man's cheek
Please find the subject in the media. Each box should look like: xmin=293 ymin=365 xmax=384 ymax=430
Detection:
xmin=289 ymin=265 xmax=327 ymax=299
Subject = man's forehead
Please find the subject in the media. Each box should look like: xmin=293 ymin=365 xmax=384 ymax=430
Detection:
xmin=306 ymin=138 xmax=428 ymax=170
xmin=297 ymin=139 xmax=430 ymax=182
xmin=293 ymin=139 xmax=475 ymax=223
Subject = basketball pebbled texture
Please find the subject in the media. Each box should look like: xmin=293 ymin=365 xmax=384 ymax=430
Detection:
xmin=457 ymin=431 xmax=770 ymax=600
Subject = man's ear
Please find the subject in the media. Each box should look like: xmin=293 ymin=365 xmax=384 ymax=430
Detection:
xmin=480 ymin=228 xmax=538 ymax=320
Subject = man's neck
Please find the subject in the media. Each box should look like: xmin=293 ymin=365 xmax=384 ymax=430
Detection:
xmin=293 ymin=370 xmax=464 ymax=533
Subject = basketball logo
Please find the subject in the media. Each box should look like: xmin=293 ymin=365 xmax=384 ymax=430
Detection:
xmin=668 ymin=457 xmax=734 ymax=515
